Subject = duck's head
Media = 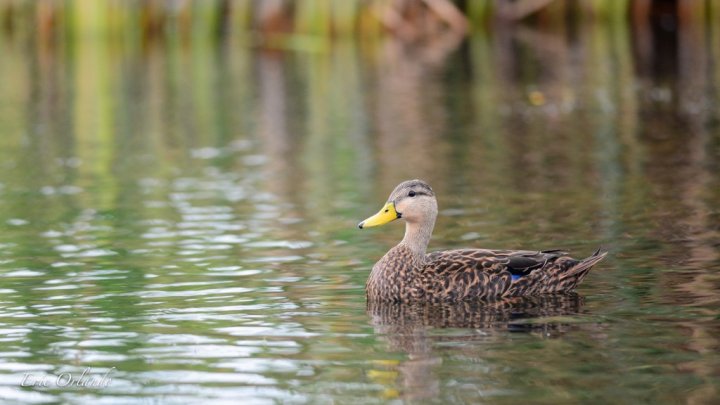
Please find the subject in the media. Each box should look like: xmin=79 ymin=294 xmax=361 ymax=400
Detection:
xmin=358 ymin=179 xmax=437 ymax=229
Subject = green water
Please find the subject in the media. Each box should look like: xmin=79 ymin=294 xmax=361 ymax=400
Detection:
xmin=1 ymin=22 xmax=720 ymax=404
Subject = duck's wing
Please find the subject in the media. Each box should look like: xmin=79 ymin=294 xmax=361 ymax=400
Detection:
xmin=506 ymin=248 xmax=607 ymax=296
xmin=420 ymin=249 xmax=561 ymax=300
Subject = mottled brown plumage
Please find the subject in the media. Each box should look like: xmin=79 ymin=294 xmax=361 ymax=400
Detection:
xmin=359 ymin=180 xmax=607 ymax=302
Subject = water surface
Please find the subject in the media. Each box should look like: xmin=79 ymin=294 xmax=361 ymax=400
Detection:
xmin=1 ymin=19 xmax=720 ymax=404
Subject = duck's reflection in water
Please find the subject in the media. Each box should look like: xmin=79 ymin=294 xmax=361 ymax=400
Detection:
xmin=366 ymin=294 xmax=585 ymax=400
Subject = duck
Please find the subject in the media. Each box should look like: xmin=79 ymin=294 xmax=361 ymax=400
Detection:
xmin=358 ymin=179 xmax=607 ymax=302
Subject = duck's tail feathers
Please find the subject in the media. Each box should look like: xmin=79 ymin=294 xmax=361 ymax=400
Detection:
xmin=504 ymin=248 xmax=607 ymax=297
xmin=561 ymin=248 xmax=607 ymax=287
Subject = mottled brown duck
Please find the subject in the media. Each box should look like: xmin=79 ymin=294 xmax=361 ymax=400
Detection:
xmin=358 ymin=180 xmax=607 ymax=302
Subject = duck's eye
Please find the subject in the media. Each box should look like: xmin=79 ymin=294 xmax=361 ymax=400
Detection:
xmin=408 ymin=191 xmax=416 ymax=197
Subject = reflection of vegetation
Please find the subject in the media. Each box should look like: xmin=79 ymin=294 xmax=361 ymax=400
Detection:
xmin=0 ymin=0 xmax=718 ymax=307
xmin=1 ymin=0 xmax=717 ymax=46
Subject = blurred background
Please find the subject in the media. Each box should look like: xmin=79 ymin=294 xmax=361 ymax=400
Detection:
xmin=0 ymin=0 xmax=719 ymax=403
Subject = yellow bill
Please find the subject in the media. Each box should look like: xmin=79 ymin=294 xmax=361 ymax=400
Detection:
xmin=358 ymin=202 xmax=400 ymax=229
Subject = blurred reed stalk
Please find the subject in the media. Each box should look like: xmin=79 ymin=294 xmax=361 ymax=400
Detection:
xmin=1 ymin=0 xmax=713 ymax=47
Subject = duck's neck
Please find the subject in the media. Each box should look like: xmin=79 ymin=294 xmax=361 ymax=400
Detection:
xmin=399 ymin=216 xmax=435 ymax=261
